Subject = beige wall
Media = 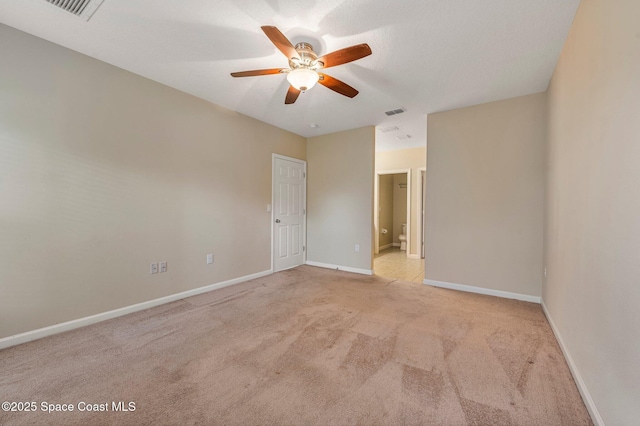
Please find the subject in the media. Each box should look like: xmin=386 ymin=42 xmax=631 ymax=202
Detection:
xmin=307 ymin=127 xmax=375 ymax=272
xmin=0 ymin=25 xmax=305 ymax=339
xmin=378 ymin=174 xmax=393 ymax=247
xmin=426 ymin=93 xmax=546 ymax=297
xmin=544 ymin=0 xmax=640 ymax=423
xmin=375 ymin=147 xmax=426 ymax=256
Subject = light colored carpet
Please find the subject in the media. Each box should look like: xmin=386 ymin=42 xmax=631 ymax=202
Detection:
xmin=0 ymin=266 xmax=591 ymax=425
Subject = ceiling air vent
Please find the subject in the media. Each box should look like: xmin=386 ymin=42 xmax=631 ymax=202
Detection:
xmin=384 ymin=108 xmax=406 ymax=116
xmin=45 ymin=0 xmax=105 ymax=21
xmin=378 ymin=126 xmax=399 ymax=133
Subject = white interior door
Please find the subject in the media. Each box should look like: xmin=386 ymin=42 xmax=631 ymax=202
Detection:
xmin=273 ymin=156 xmax=306 ymax=272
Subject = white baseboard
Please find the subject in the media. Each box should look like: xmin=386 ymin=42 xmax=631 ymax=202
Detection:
xmin=407 ymin=254 xmax=420 ymax=259
xmin=423 ymin=278 xmax=541 ymax=303
xmin=392 ymin=243 xmax=401 ymax=247
xmin=379 ymin=243 xmax=393 ymax=250
xmin=305 ymin=260 xmax=373 ymax=276
xmin=0 ymin=269 xmax=273 ymax=350
xmin=541 ymin=300 xmax=603 ymax=426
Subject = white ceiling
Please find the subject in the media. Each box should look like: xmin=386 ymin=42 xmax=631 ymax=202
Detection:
xmin=0 ymin=0 xmax=580 ymax=151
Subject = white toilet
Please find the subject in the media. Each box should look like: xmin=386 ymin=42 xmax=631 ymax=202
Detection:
xmin=398 ymin=223 xmax=407 ymax=251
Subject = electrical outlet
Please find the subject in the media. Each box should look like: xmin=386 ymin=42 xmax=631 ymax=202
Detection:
xmin=159 ymin=261 xmax=167 ymax=273
xmin=267 ymin=204 xmax=272 ymax=212
xmin=207 ymin=253 xmax=213 ymax=264
xmin=355 ymin=244 xmax=360 ymax=252
xmin=544 ymin=267 xmax=547 ymax=279
xmin=150 ymin=263 xmax=158 ymax=274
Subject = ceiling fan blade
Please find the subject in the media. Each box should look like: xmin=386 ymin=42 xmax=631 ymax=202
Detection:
xmin=230 ymin=68 xmax=284 ymax=77
xmin=261 ymin=26 xmax=300 ymax=61
xmin=285 ymin=86 xmax=301 ymax=104
xmin=316 ymin=44 xmax=372 ymax=68
xmin=318 ymin=74 xmax=359 ymax=98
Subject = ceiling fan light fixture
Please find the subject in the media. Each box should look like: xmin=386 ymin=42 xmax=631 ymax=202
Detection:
xmin=231 ymin=26 xmax=371 ymax=104
xmin=287 ymin=68 xmax=319 ymax=92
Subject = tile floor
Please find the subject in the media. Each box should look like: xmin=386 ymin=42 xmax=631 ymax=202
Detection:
xmin=374 ymin=247 xmax=425 ymax=283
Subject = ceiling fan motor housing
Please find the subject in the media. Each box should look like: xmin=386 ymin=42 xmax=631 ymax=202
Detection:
xmin=290 ymin=42 xmax=321 ymax=69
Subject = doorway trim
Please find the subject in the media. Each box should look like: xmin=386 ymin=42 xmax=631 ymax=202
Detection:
xmin=374 ymin=169 xmax=411 ymax=256
xmin=271 ymin=154 xmax=307 ymax=272
xmin=416 ymin=167 xmax=426 ymax=259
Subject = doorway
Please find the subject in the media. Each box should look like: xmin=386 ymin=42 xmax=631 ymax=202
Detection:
xmin=374 ymin=169 xmax=425 ymax=282
xmin=375 ymin=171 xmax=410 ymax=254
xmin=272 ymin=154 xmax=306 ymax=272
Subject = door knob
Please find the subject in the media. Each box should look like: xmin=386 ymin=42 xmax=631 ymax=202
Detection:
xmin=275 ymin=219 xmax=281 ymax=223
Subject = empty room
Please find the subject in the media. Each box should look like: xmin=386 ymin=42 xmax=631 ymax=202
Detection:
xmin=1 ymin=0 xmax=638 ymax=425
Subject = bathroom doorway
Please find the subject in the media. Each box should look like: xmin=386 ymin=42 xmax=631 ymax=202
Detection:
xmin=375 ymin=171 xmax=409 ymax=254
xmin=374 ymin=169 xmax=425 ymax=282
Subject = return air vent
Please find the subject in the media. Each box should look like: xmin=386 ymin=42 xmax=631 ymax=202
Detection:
xmin=45 ymin=0 xmax=105 ymax=21
xmin=384 ymin=108 xmax=406 ymax=116
xmin=378 ymin=126 xmax=399 ymax=133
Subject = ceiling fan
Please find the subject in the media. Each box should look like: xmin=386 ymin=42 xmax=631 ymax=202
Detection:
xmin=231 ymin=26 xmax=372 ymax=104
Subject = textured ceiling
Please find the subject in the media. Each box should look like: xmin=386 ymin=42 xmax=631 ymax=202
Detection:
xmin=0 ymin=0 xmax=580 ymax=151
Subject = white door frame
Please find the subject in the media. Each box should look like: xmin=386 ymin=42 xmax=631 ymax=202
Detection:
xmin=374 ymin=169 xmax=411 ymax=256
xmin=271 ymin=154 xmax=307 ymax=272
xmin=417 ymin=167 xmax=426 ymax=259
